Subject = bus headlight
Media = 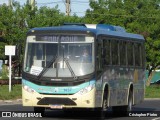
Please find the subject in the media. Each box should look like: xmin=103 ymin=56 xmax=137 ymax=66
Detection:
xmin=77 ymin=84 xmax=95 ymax=95
xmin=23 ymin=85 xmax=35 ymax=93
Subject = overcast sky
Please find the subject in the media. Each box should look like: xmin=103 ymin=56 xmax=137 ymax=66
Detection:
xmin=0 ymin=0 xmax=90 ymax=16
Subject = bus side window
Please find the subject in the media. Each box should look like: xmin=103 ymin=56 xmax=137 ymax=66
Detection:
xmin=103 ymin=39 xmax=111 ymax=65
xmin=96 ymin=39 xmax=103 ymax=75
xmin=120 ymin=41 xmax=126 ymax=66
xmin=127 ymin=42 xmax=134 ymax=66
xmin=134 ymin=43 xmax=141 ymax=67
xmin=141 ymin=44 xmax=145 ymax=68
xmin=111 ymin=40 xmax=118 ymax=65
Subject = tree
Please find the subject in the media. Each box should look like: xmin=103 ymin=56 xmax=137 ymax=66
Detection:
xmin=0 ymin=1 xmax=83 ymax=61
xmin=85 ymin=0 xmax=160 ymax=76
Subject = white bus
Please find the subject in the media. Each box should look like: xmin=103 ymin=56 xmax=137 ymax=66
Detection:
xmin=22 ymin=23 xmax=145 ymax=117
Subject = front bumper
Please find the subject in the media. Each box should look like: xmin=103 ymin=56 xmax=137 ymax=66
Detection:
xmin=22 ymin=87 xmax=96 ymax=109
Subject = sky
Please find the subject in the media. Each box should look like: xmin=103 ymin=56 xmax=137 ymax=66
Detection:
xmin=0 ymin=0 xmax=90 ymax=16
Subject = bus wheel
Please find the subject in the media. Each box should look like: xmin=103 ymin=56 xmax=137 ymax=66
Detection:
xmin=100 ymin=92 xmax=108 ymax=119
xmin=34 ymin=107 xmax=45 ymax=117
xmin=126 ymin=90 xmax=133 ymax=113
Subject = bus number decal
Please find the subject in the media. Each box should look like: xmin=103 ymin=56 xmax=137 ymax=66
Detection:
xmin=63 ymin=88 xmax=72 ymax=93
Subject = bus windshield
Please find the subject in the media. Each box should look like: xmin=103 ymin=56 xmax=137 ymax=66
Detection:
xmin=23 ymin=35 xmax=95 ymax=78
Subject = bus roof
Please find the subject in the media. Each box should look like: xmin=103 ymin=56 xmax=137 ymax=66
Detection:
xmin=28 ymin=23 xmax=145 ymax=40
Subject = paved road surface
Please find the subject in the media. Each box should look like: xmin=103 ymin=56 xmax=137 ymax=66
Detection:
xmin=0 ymin=100 xmax=160 ymax=120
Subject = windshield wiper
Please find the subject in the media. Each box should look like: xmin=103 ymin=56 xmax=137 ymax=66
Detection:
xmin=37 ymin=56 xmax=77 ymax=80
xmin=64 ymin=58 xmax=77 ymax=80
xmin=37 ymin=55 xmax=59 ymax=80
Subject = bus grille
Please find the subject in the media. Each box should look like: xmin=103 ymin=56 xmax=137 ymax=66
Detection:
xmin=37 ymin=97 xmax=77 ymax=105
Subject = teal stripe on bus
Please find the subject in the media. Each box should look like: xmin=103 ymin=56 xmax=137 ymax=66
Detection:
xmin=22 ymin=79 xmax=95 ymax=94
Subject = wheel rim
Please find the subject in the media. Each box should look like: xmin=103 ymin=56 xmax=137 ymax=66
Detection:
xmin=103 ymin=99 xmax=108 ymax=111
xmin=100 ymin=95 xmax=108 ymax=119
xmin=128 ymin=94 xmax=132 ymax=111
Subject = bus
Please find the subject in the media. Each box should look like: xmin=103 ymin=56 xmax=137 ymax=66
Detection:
xmin=22 ymin=23 xmax=145 ymax=117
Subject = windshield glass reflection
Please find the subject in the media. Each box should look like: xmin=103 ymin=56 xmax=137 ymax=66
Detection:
xmin=24 ymin=36 xmax=94 ymax=78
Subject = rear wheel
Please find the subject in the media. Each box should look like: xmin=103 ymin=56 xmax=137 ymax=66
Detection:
xmin=125 ymin=90 xmax=133 ymax=113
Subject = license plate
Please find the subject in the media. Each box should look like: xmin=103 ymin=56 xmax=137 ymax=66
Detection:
xmin=49 ymin=105 xmax=63 ymax=109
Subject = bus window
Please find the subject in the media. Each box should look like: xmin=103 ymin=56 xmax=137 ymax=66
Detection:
xmin=35 ymin=44 xmax=43 ymax=60
xmin=134 ymin=43 xmax=141 ymax=67
xmin=103 ymin=40 xmax=110 ymax=65
xmin=127 ymin=42 xmax=134 ymax=66
xmin=120 ymin=41 xmax=126 ymax=66
xmin=96 ymin=40 xmax=103 ymax=74
xmin=111 ymin=40 xmax=118 ymax=65
xmin=141 ymin=44 xmax=145 ymax=68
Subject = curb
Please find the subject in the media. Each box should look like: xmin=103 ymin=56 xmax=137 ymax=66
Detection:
xmin=0 ymin=99 xmax=22 ymax=105
xmin=144 ymin=98 xmax=160 ymax=100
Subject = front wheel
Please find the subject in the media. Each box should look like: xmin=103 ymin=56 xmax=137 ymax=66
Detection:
xmin=100 ymin=92 xmax=108 ymax=119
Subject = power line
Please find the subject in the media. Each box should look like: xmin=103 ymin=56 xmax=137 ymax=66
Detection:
xmin=37 ymin=1 xmax=63 ymax=5
xmin=85 ymin=12 xmax=160 ymax=19
xmin=72 ymin=1 xmax=89 ymax=3
xmin=62 ymin=10 xmax=160 ymax=19
xmin=70 ymin=0 xmax=89 ymax=16
xmin=36 ymin=0 xmax=89 ymax=16
xmin=61 ymin=0 xmax=66 ymax=6
xmin=37 ymin=1 xmax=89 ymax=5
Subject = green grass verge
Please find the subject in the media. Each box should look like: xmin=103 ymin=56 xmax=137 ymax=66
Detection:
xmin=145 ymin=85 xmax=160 ymax=98
xmin=0 ymin=85 xmax=22 ymax=100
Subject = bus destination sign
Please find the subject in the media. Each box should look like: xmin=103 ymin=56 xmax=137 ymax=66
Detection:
xmin=36 ymin=35 xmax=85 ymax=42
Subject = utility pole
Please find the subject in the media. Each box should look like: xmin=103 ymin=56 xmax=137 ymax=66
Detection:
xmin=30 ymin=0 xmax=35 ymax=10
xmin=8 ymin=0 xmax=12 ymax=8
xmin=66 ymin=0 xmax=71 ymax=16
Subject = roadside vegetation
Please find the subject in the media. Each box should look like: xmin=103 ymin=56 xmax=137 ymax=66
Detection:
xmin=145 ymin=85 xmax=160 ymax=98
xmin=0 ymin=85 xmax=21 ymax=100
xmin=0 ymin=65 xmax=9 ymax=80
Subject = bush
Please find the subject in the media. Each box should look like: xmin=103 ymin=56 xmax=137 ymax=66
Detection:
xmin=0 ymin=65 xmax=9 ymax=79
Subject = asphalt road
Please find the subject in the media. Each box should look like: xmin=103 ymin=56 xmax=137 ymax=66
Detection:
xmin=0 ymin=100 xmax=160 ymax=120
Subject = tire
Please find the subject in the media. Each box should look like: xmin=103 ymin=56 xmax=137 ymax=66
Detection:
xmin=100 ymin=92 xmax=108 ymax=119
xmin=125 ymin=90 xmax=133 ymax=113
xmin=34 ymin=107 xmax=45 ymax=117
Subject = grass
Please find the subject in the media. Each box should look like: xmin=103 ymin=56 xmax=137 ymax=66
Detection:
xmin=145 ymin=85 xmax=160 ymax=98
xmin=0 ymin=85 xmax=22 ymax=100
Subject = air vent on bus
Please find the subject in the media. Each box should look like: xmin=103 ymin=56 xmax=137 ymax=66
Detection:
xmin=63 ymin=23 xmax=126 ymax=32
xmin=63 ymin=23 xmax=86 ymax=27
xmin=96 ymin=24 xmax=126 ymax=32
